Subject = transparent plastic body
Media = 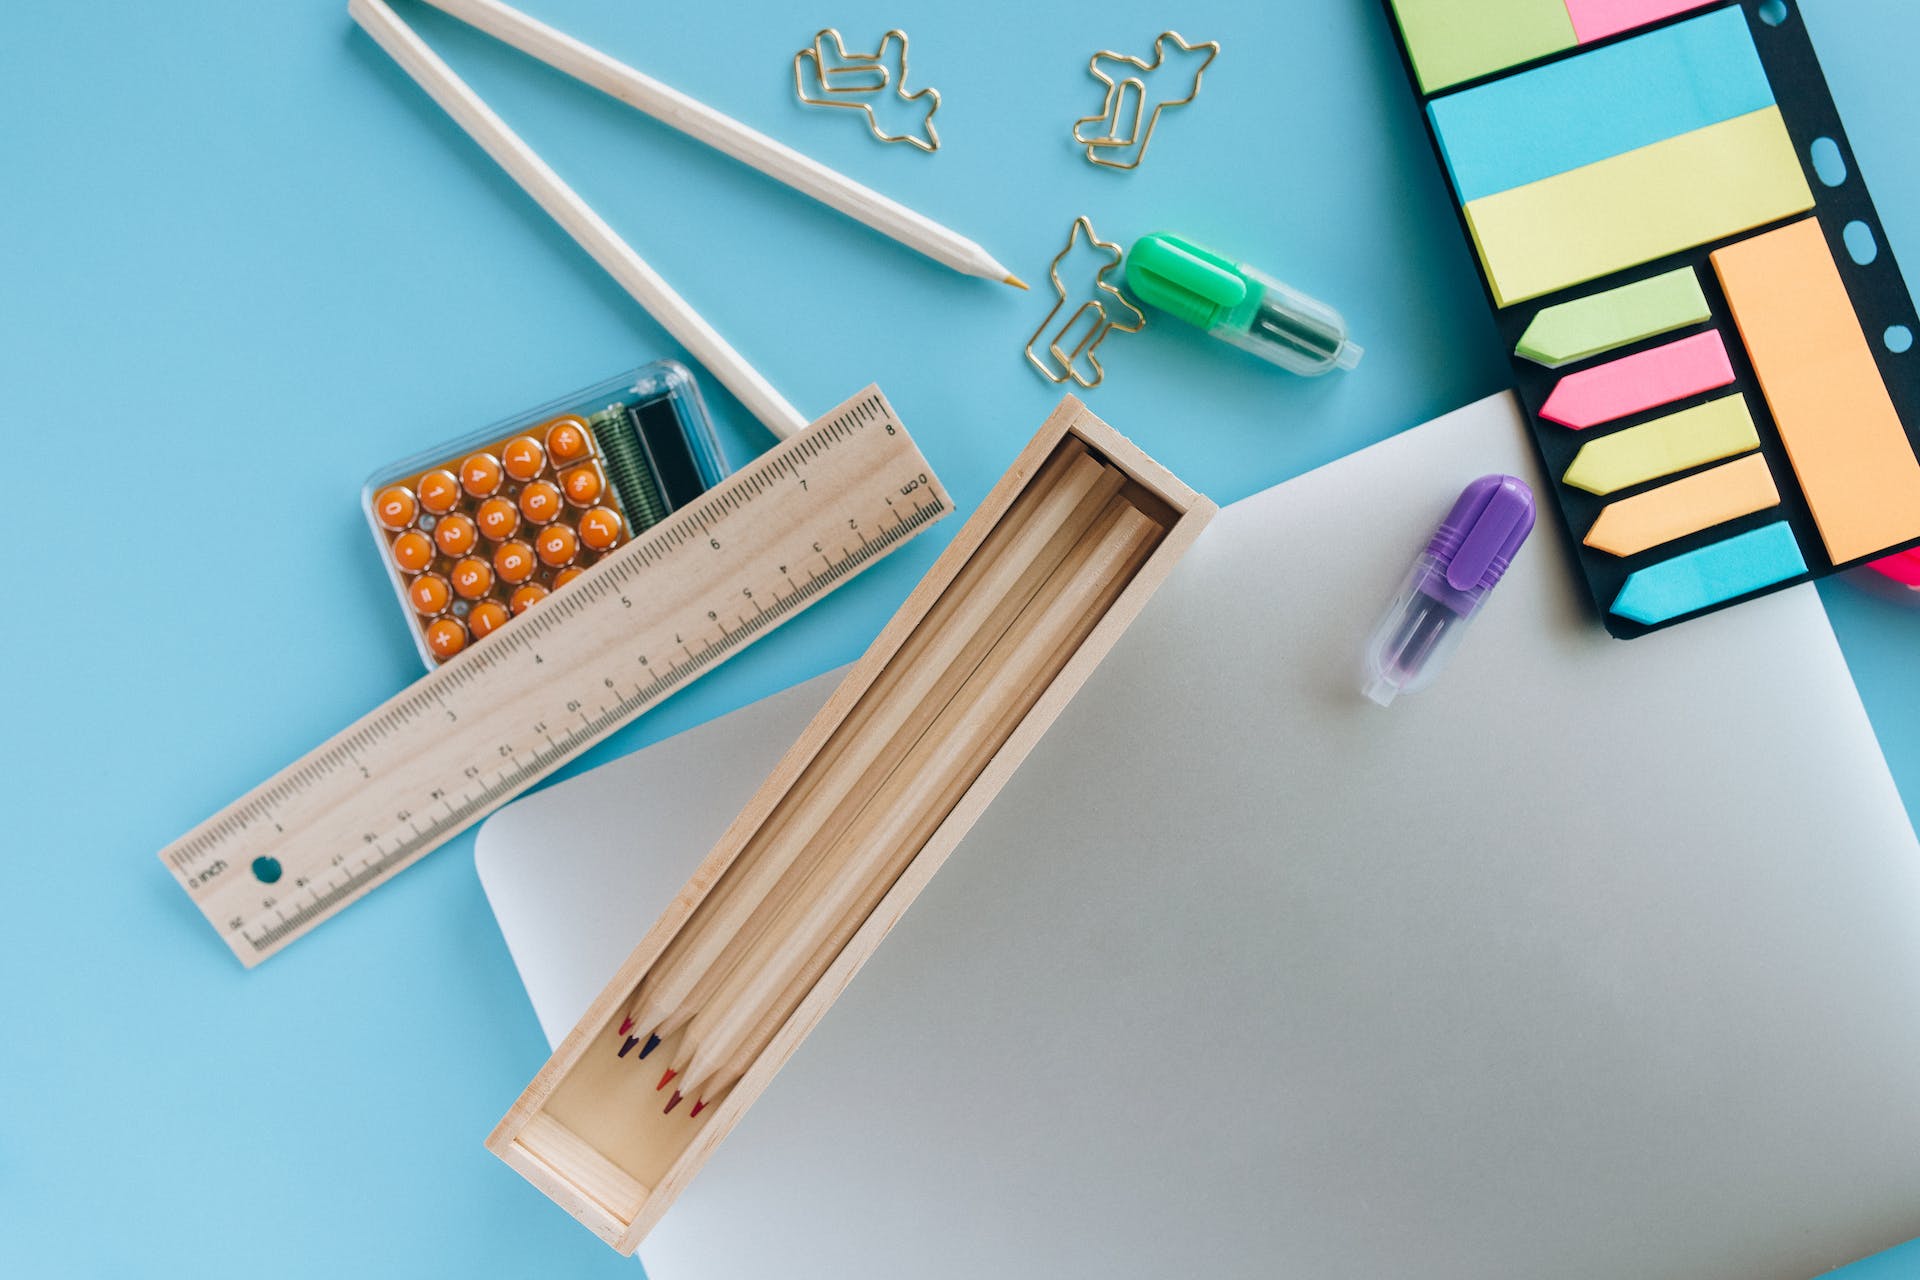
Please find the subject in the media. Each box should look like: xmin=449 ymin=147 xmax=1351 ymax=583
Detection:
xmin=1217 ymin=266 xmax=1364 ymax=376
xmin=361 ymin=360 xmax=728 ymax=668
xmin=1363 ymin=552 xmax=1485 ymax=707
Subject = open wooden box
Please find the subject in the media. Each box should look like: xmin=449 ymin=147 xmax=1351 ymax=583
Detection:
xmin=486 ymin=395 xmax=1215 ymax=1252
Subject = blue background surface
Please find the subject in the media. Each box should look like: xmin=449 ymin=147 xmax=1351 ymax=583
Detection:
xmin=3 ymin=1 xmax=1915 ymax=1275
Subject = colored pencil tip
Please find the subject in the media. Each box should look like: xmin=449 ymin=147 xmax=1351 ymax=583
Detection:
xmin=618 ymin=1015 xmax=634 ymax=1036
xmin=688 ymin=1099 xmax=708 ymax=1119
xmin=656 ymin=1067 xmax=677 ymax=1091
xmin=618 ymin=1036 xmax=639 ymax=1058
xmin=637 ymin=1032 xmax=660 ymax=1060
xmin=1004 ymin=274 xmax=1030 ymax=291
xmin=663 ymin=1090 xmax=684 ymax=1114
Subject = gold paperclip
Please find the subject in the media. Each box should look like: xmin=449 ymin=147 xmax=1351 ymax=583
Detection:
xmin=1071 ymin=32 xmax=1219 ymax=171
xmin=793 ymin=29 xmax=941 ymax=152
xmin=1025 ymin=217 xmax=1145 ymax=388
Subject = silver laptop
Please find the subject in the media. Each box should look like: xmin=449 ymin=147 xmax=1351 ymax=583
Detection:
xmin=478 ymin=397 xmax=1920 ymax=1280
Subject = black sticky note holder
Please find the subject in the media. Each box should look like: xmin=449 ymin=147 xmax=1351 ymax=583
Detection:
xmin=1380 ymin=0 xmax=1920 ymax=637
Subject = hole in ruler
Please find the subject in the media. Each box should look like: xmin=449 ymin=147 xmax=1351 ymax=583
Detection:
xmin=1887 ymin=325 xmax=1914 ymax=354
xmin=1809 ymin=137 xmax=1848 ymax=188
xmin=251 ymin=856 xmax=283 ymax=884
xmin=1845 ymin=220 xmax=1880 ymax=266
xmin=1757 ymin=0 xmax=1790 ymax=27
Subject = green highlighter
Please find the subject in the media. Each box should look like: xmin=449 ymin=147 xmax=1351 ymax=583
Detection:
xmin=1124 ymin=232 xmax=1363 ymax=376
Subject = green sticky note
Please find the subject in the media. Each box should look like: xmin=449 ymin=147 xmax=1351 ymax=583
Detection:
xmin=1517 ymin=268 xmax=1713 ymax=368
xmin=1390 ymin=0 xmax=1578 ymax=94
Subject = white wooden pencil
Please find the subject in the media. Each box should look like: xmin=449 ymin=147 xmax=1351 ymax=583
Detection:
xmin=624 ymin=448 xmax=1121 ymax=1052
xmin=671 ymin=498 xmax=1161 ymax=1105
xmin=349 ymin=0 xmax=809 ymax=441
xmin=417 ymin=0 xmax=1027 ymax=288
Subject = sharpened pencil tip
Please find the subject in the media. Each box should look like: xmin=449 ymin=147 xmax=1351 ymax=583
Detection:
xmin=638 ymin=1032 xmax=661 ymax=1059
xmin=689 ymin=1099 xmax=708 ymax=1119
xmin=1004 ymin=274 xmax=1029 ymax=291
xmin=656 ymin=1067 xmax=677 ymax=1091
xmin=619 ymin=1015 xmax=634 ymax=1036
xmin=664 ymin=1090 xmax=684 ymax=1114
xmin=618 ymin=1036 xmax=639 ymax=1058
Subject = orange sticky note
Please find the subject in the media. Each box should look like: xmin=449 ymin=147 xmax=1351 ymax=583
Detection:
xmin=1712 ymin=219 xmax=1920 ymax=563
xmin=1583 ymin=453 xmax=1780 ymax=557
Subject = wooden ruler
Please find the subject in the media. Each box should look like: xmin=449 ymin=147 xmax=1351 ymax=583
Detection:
xmin=160 ymin=386 xmax=950 ymax=967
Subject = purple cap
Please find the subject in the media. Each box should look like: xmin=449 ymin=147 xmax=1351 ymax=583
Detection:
xmin=1419 ymin=475 xmax=1536 ymax=612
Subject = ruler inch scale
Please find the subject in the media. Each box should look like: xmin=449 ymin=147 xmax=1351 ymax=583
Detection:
xmin=160 ymin=386 xmax=950 ymax=967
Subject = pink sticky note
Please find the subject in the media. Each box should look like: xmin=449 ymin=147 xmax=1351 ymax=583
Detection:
xmin=1563 ymin=0 xmax=1720 ymax=44
xmin=1870 ymin=549 xmax=1920 ymax=590
xmin=1540 ymin=330 xmax=1736 ymax=430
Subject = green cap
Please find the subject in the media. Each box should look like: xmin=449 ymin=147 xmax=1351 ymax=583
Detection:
xmin=1123 ymin=232 xmax=1249 ymax=330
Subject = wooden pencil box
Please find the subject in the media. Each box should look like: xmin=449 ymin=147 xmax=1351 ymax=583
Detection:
xmin=486 ymin=394 xmax=1215 ymax=1252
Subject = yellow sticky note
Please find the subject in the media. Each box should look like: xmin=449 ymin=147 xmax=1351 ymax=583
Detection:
xmin=1563 ymin=395 xmax=1760 ymax=495
xmin=1464 ymin=107 xmax=1813 ymax=307
xmin=1584 ymin=453 xmax=1781 ymax=557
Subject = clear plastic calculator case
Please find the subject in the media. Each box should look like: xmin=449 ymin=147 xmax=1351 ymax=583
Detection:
xmin=362 ymin=360 xmax=728 ymax=667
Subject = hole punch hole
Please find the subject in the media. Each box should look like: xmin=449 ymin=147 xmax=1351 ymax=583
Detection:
xmin=1809 ymin=137 xmax=1847 ymax=188
xmin=1887 ymin=325 xmax=1914 ymax=354
xmin=1844 ymin=220 xmax=1880 ymax=266
xmin=1757 ymin=0 xmax=1790 ymax=28
xmin=251 ymin=856 xmax=282 ymax=884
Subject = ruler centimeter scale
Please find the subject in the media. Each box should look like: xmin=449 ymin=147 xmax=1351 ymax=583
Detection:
xmin=160 ymin=387 xmax=949 ymax=967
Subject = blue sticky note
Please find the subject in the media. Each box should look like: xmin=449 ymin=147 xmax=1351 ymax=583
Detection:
xmin=1610 ymin=521 xmax=1808 ymax=625
xmin=1428 ymin=8 xmax=1776 ymax=204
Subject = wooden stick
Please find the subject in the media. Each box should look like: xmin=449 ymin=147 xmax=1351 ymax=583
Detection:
xmin=618 ymin=444 xmax=1093 ymax=1047
xmin=673 ymin=497 xmax=1162 ymax=1102
xmin=650 ymin=454 xmax=1127 ymax=1043
xmin=348 ymin=0 xmax=809 ymax=440
xmin=621 ymin=446 xmax=1119 ymax=1044
xmin=416 ymin=0 xmax=1025 ymax=289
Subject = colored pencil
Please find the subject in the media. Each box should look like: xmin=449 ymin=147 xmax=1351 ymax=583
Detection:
xmin=671 ymin=497 xmax=1160 ymax=1104
xmin=618 ymin=444 xmax=1119 ymax=1049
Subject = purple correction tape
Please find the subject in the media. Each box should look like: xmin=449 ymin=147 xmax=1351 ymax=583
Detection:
xmin=1363 ymin=475 xmax=1536 ymax=707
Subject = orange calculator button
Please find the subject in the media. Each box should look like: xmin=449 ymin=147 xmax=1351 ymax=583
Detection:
xmin=545 ymin=417 xmax=591 ymax=464
xmin=510 ymin=583 xmax=549 ymax=614
xmin=409 ymin=573 xmax=452 ymax=616
xmin=373 ymin=485 xmax=417 ymax=530
xmin=494 ymin=540 xmax=537 ymax=584
xmin=578 ymin=506 xmax=623 ymax=550
xmin=417 ymin=469 xmax=461 ymax=515
xmin=502 ymin=435 xmax=546 ymax=482
xmin=450 ymin=556 xmax=495 ymax=600
xmin=561 ymin=464 xmax=604 ymax=507
xmin=536 ymin=523 xmax=579 ymax=567
xmin=425 ymin=617 xmax=469 ymax=660
xmin=434 ymin=512 xmax=479 ymax=557
xmin=460 ymin=452 xmax=505 ymax=498
xmin=553 ymin=565 xmax=586 ymax=589
xmin=519 ymin=481 xmax=563 ymax=525
xmin=475 ymin=496 xmax=520 ymax=542
xmin=468 ymin=599 xmax=510 ymax=639
xmin=390 ymin=529 xmax=434 ymax=574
